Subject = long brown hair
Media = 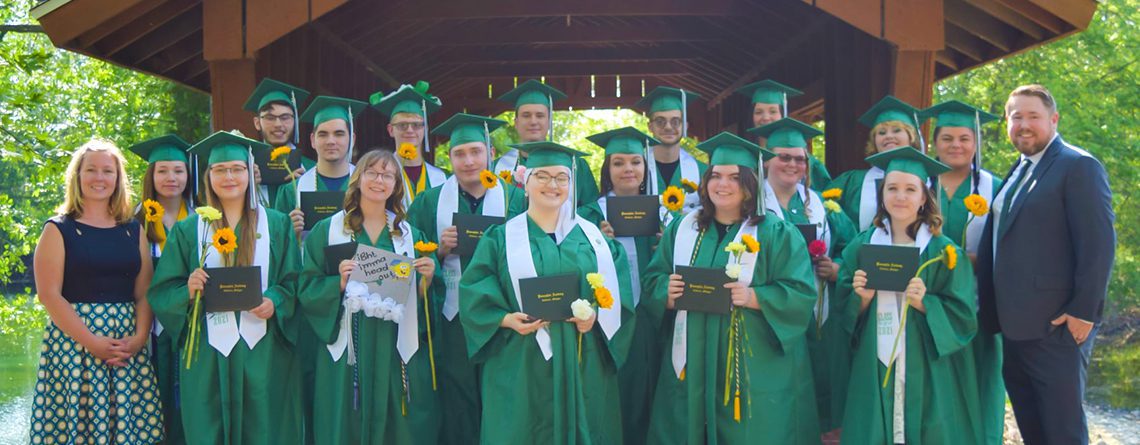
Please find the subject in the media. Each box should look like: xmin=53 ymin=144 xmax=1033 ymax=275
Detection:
xmin=134 ymin=161 xmax=194 ymax=244
xmin=202 ymin=167 xmax=257 ymax=266
xmin=342 ymin=150 xmax=407 ymax=236
xmin=871 ymin=177 xmax=943 ymax=239
xmin=57 ymin=139 xmax=135 ymax=224
xmin=695 ymin=165 xmax=763 ymax=231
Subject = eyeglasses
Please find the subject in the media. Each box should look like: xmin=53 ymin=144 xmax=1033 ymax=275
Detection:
xmin=209 ymin=166 xmax=249 ymax=178
xmin=650 ymin=117 xmax=684 ymax=129
xmin=530 ymin=172 xmax=571 ymax=187
xmin=775 ymin=153 xmax=808 ymax=165
xmin=258 ymin=113 xmax=294 ymax=124
xmin=391 ymin=122 xmax=425 ymax=131
xmin=362 ymin=170 xmax=398 ymax=183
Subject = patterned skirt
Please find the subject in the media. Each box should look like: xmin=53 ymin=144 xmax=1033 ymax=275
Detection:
xmin=29 ymin=302 xmax=164 ymax=445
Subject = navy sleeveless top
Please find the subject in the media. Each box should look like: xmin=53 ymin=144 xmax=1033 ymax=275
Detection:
xmin=46 ymin=217 xmax=142 ymax=304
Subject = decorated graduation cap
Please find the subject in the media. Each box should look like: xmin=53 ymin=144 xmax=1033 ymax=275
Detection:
xmin=635 ymin=87 xmax=701 ymax=140
xmin=371 ymin=81 xmax=444 ymax=159
xmin=300 ymin=95 xmax=368 ymax=159
xmin=497 ymin=79 xmax=567 ymax=142
xmin=243 ymin=78 xmax=310 ymax=145
xmin=432 ymin=113 xmax=508 ymax=170
xmin=697 ymin=132 xmax=775 ymax=214
xmin=865 ymin=146 xmax=950 ymax=181
xmin=128 ymin=134 xmax=191 ymax=164
xmin=188 ymin=131 xmax=270 ymax=209
xmin=920 ymin=99 xmax=1000 ymax=194
xmin=735 ymin=79 xmax=802 ymax=113
xmin=746 ymin=118 xmax=822 ymax=149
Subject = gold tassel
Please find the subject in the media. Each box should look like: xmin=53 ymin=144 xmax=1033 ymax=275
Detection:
xmin=679 ymin=367 xmax=685 ymax=381
xmin=733 ymin=390 xmax=741 ymax=422
xmin=401 ymin=397 xmax=407 ymax=417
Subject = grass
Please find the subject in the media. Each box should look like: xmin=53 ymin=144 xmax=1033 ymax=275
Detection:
xmin=1086 ymin=310 xmax=1140 ymax=409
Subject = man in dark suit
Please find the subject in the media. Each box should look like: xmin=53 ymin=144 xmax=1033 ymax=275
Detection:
xmin=977 ymin=84 xmax=1115 ymax=444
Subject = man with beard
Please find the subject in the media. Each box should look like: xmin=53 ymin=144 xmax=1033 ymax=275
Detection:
xmin=634 ymin=86 xmax=707 ymax=215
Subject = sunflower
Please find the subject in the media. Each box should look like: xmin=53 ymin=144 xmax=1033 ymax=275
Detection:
xmin=270 ymin=146 xmax=292 ymax=162
xmin=414 ymin=240 xmax=438 ymax=256
xmin=498 ymin=170 xmax=513 ymax=183
xmin=821 ymin=188 xmax=842 ymax=200
xmin=824 ymin=200 xmax=842 ymax=214
xmin=661 ymin=186 xmax=685 ymax=212
xmin=393 ymin=262 xmax=412 ymax=278
xmin=397 ymin=142 xmax=418 ymax=161
xmin=741 ymin=234 xmax=760 ymax=254
xmin=594 ymin=287 xmax=614 ymax=309
xmin=681 ymin=178 xmax=699 ymax=193
xmin=196 ymin=206 xmax=222 ymax=222
xmin=479 ymin=170 xmax=498 ymax=189
xmin=143 ymin=199 xmax=164 ymax=223
xmin=212 ymin=227 xmax=238 ymax=255
xmin=944 ymin=245 xmax=958 ymax=270
xmin=963 ymin=194 xmax=989 ymax=217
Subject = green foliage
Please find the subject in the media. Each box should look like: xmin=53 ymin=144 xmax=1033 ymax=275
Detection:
xmin=935 ymin=0 xmax=1140 ymax=313
xmin=0 ymin=294 xmax=44 ymax=336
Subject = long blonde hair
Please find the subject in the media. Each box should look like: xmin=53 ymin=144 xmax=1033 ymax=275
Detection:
xmin=342 ymin=150 xmax=407 ymax=236
xmin=57 ymin=139 xmax=134 ymax=224
xmin=202 ymin=165 xmax=258 ymax=266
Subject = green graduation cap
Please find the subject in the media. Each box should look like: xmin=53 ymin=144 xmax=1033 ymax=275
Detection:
xmin=634 ymin=86 xmax=701 ymax=114
xmin=188 ymin=131 xmax=270 ymax=209
xmin=511 ymin=141 xmax=588 ymax=170
xmin=858 ymin=95 xmax=921 ymax=129
xmin=586 ymin=127 xmax=661 ymax=156
xmin=920 ymin=100 xmax=1000 ymax=129
xmin=735 ymin=79 xmax=803 ymax=106
xmin=432 ymin=113 xmax=507 ymax=148
xmin=369 ymin=82 xmax=443 ymax=118
xmin=242 ymin=78 xmax=310 ymax=113
xmin=497 ymin=79 xmax=568 ymax=110
xmin=300 ymin=96 xmax=367 ymax=127
xmin=746 ymin=118 xmax=822 ymax=149
xmin=128 ymin=135 xmax=191 ymax=164
xmin=865 ymin=146 xmax=950 ymax=180
xmin=696 ymin=132 xmax=774 ymax=168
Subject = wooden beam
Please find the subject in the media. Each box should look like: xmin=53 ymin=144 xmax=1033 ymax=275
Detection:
xmin=1028 ymin=0 xmax=1097 ymax=29
xmin=115 ymin=7 xmax=202 ymax=63
xmin=208 ymin=59 xmax=258 ymax=134
xmin=144 ymin=31 xmax=204 ymax=75
xmin=946 ymin=0 xmax=1019 ymax=52
xmin=962 ymin=0 xmax=1046 ymax=40
xmin=944 ymin=23 xmax=990 ymax=62
xmin=811 ymin=0 xmax=880 ymax=40
xmin=707 ymin=17 xmax=827 ymax=108
xmin=993 ymin=0 xmax=1067 ymax=34
xmin=91 ymin=0 xmax=198 ymax=56
xmin=392 ymin=24 xmax=724 ymax=47
xmin=449 ymin=61 xmax=690 ymax=79
xmin=311 ymin=23 xmax=401 ymax=88
xmin=377 ymin=0 xmax=737 ymax=20
xmin=935 ymin=50 xmax=960 ymax=71
xmin=890 ymin=49 xmax=936 ymax=109
xmin=35 ymin=0 xmax=149 ymax=46
xmin=74 ymin=0 xmax=165 ymax=48
xmin=431 ymin=45 xmax=702 ymax=65
xmin=246 ymin=0 xmax=309 ymax=53
xmin=202 ymin=0 xmax=243 ymax=60
xmin=884 ymin=0 xmax=944 ymax=50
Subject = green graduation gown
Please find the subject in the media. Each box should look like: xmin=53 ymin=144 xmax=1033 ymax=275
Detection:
xmin=772 ymin=191 xmax=859 ymax=431
xmin=939 ymin=172 xmax=1005 ymax=444
xmin=298 ymin=217 xmax=443 ymax=444
xmin=147 ymin=210 xmax=303 ymax=445
xmin=826 ymin=168 xmax=877 ymax=231
xmin=403 ymin=180 xmax=525 ymax=444
xmin=808 ymin=155 xmax=832 ymax=193
xmin=147 ymin=202 xmax=192 ymax=445
xmin=642 ymin=213 xmax=821 ymax=444
xmin=459 ymin=217 xmax=636 ymax=445
xmin=836 ymin=230 xmax=981 ymax=444
xmin=577 ymin=201 xmax=662 ymax=445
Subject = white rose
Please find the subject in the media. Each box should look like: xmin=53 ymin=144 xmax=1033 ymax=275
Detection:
xmin=570 ymin=299 xmax=594 ymax=321
xmin=725 ymin=264 xmax=742 ymax=279
xmin=363 ymin=297 xmax=384 ymax=318
xmin=345 ymin=281 xmax=369 ymax=299
xmin=388 ymin=304 xmax=405 ymax=323
xmin=344 ymin=295 xmax=364 ymax=313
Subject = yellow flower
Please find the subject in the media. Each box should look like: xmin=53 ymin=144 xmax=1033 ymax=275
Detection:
xmin=480 ymin=170 xmax=498 ymax=189
xmin=212 ymin=227 xmax=237 ymax=255
xmin=586 ymin=273 xmax=605 ymax=289
xmin=498 ymin=170 xmax=513 ymax=183
xmin=725 ymin=242 xmax=746 ymax=255
xmin=397 ymin=142 xmax=418 ymax=161
xmin=964 ymin=194 xmax=989 ymax=217
xmin=741 ymin=234 xmax=759 ymax=254
xmin=270 ymin=146 xmax=291 ymax=162
xmin=195 ymin=206 xmax=222 ymax=222
xmin=824 ymin=200 xmax=842 ymax=214
xmin=821 ymin=188 xmax=842 ymax=200
xmin=680 ymin=178 xmax=699 ymax=193
xmin=661 ymin=186 xmax=685 ymax=212
xmin=393 ymin=262 xmax=412 ymax=278
xmin=414 ymin=240 xmax=438 ymax=256
xmin=944 ymin=245 xmax=958 ymax=270
xmin=594 ymin=287 xmax=614 ymax=309
xmin=143 ymin=199 xmax=164 ymax=223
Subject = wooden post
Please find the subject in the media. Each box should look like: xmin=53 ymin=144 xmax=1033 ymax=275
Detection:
xmin=208 ymin=59 xmax=258 ymax=135
xmin=823 ymin=21 xmax=892 ymax=174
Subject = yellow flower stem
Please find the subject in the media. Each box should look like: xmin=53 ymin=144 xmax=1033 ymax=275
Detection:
xmin=961 ymin=215 xmax=975 ymax=249
xmin=577 ymin=332 xmax=583 ymax=364
xmin=882 ymin=255 xmax=945 ymax=387
xmin=420 ymin=274 xmax=437 ymax=390
xmin=724 ymin=309 xmax=736 ymax=405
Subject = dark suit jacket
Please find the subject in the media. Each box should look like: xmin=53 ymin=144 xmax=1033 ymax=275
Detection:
xmin=977 ymin=135 xmax=1115 ymax=341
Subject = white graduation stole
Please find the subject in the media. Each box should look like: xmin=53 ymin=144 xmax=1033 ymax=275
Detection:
xmin=435 ymin=176 xmax=506 ymax=320
xmin=325 ymin=210 xmax=420 ymax=363
xmin=869 ymin=220 xmax=932 ymax=443
xmin=670 ymin=211 xmax=758 ymax=378
xmin=647 ymin=148 xmax=702 ymax=213
xmin=597 ymin=195 xmax=642 ymax=306
xmin=764 ymin=182 xmax=831 ymax=324
xmin=858 ymin=166 xmax=886 ymax=231
xmin=962 ymin=170 xmax=994 ymax=255
xmin=504 ymin=212 xmax=623 ymax=360
xmin=197 ymin=206 xmax=270 ymax=356
xmin=424 ymin=163 xmax=448 ymax=189
xmin=493 ymin=149 xmax=523 ymax=185
xmin=295 ymin=164 xmax=356 ymax=197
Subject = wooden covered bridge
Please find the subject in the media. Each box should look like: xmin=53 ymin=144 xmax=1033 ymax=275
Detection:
xmin=30 ymin=0 xmax=1098 ymax=171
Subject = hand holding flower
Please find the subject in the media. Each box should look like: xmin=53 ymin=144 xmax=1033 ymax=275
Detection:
xmin=725 ymin=282 xmax=759 ymax=309
xmin=187 ymin=268 xmax=209 ymax=300
xmin=412 ymin=257 xmax=435 ymax=281
xmin=904 ymin=277 xmax=926 ymax=313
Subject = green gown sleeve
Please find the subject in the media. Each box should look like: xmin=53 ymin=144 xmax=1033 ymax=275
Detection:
xmin=638 ymin=216 xmax=681 ymax=333
xmin=825 ymin=169 xmax=865 ymax=228
xmin=405 ymin=187 xmax=438 ymax=244
xmin=575 ymin=156 xmax=600 ymax=207
xmin=298 ymin=219 xmax=343 ymax=344
xmin=601 ymin=234 xmax=638 ymax=368
xmin=913 ymin=237 xmax=977 ymax=358
xmin=751 ymin=219 xmax=818 ymax=350
xmin=273 ymin=180 xmax=298 ymax=214
xmin=825 ymin=208 xmax=859 ymax=268
xmin=147 ymin=216 xmax=199 ymax=346
xmin=264 ymin=210 xmax=302 ymax=344
xmin=834 ymin=230 xmax=872 ymax=340
xmin=457 ymin=225 xmax=513 ymax=363
xmin=809 ymin=155 xmax=832 ymax=192
xmin=576 ymin=202 xmax=604 ymax=226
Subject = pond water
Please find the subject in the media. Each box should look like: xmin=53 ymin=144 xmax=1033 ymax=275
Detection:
xmin=0 ymin=324 xmax=39 ymax=444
